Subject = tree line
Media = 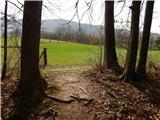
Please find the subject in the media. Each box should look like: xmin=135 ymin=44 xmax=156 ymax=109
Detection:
xmin=41 ymin=28 xmax=102 ymax=45
xmin=41 ymin=23 xmax=159 ymax=49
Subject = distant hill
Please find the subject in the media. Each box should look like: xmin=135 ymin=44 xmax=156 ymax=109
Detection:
xmin=41 ymin=19 xmax=101 ymax=34
xmin=1 ymin=18 xmax=159 ymax=39
xmin=41 ymin=19 xmax=160 ymax=40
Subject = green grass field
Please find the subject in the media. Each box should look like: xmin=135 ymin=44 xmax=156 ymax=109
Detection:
xmin=40 ymin=40 xmax=160 ymax=67
xmin=40 ymin=40 xmax=99 ymax=67
xmin=1 ymin=39 xmax=160 ymax=68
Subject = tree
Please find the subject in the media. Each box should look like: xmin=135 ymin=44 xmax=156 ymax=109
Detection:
xmin=11 ymin=1 xmax=47 ymax=119
xmin=120 ymin=1 xmax=141 ymax=82
xmin=103 ymin=1 xmax=120 ymax=70
xmin=137 ymin=1 xmax=154 ymax=78
xmin=1 ymin=0 xmax=8 ymax=80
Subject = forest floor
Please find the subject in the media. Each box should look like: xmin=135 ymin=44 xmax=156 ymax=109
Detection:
xmin=1 ymin=66 xmax=160 ymax=120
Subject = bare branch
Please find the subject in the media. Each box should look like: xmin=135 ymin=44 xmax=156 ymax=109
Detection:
xmin=17 ymin=0 xmax=23 ymax=7
xmin=62 ymin=10 xmax=77 ymax=25
xmin=7 ymin=0 xmax=23 ymax=12
xmin=62 ymin=0 xmax=79 ymax=25
xmin=42 ymin=3 xmax=61 ymax=18
xmin=0 ymin=12 xmax=22 ymax=29
xmin=115 ymin=0 xmax=126 ymax=18
xmin=80 ymin=0 xmax=93 ymax=22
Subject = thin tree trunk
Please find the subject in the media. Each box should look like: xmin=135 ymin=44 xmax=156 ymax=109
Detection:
xmin=103 ymin=1 xmax=121 ymax=71
xmin=120 ymin=1 xmax=141 ymax=82
xmin=137 ymin=1 xmax=154 ymax=78
xmin=1 ymin=1 xmax=8 ymax=80
xmin=10 ymin=1 xmax=47 ymax=119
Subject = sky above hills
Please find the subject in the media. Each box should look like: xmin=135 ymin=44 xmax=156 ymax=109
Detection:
xmin=0 ymin=0 xmax=160 ymax=34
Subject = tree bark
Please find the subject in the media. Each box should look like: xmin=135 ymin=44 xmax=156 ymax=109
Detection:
xmin=120 ymin=1 xmax=141 ymax=82
xmin=103 ymin=1 xmax=121 ymax=71
xmin=1 ymin=1 xmax=8 ymax=80
xmin=137 ymin=1 xmax=154 ymax=78
xmin=11 ymin=1 xmax=47 ymax=119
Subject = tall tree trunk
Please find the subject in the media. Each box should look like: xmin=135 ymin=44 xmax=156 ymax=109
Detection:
xmin=1 ymin=1 xmax=8 ymax=80
xmin=137 ymin=1 xmax=154 ymax=78
xmin=11 ymin=1 xmax=47 ymax=119
xmin=120 ymin=1 xmax=141 ymax=82
xmin=103 ymin=1 xmax=120 ymax=71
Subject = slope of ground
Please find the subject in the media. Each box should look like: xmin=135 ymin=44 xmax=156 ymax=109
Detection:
xmin=1 ymin=66 xmax=160 ymax=120
xmin=83 ymin=68 xmax=160 ymax=120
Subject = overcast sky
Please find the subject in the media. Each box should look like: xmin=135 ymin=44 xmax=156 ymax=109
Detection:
xmin=0 ymin=0 xmax=160 ymax=34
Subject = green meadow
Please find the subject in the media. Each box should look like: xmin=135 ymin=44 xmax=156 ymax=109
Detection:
xmin=40 ymin=40 xmax=99 ymax=67
xmin=1 ymin=39 xmax=160 ymax=68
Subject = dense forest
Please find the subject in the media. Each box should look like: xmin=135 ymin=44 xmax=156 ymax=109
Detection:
xmin=1 ymin=0 xmax=160 ymax=120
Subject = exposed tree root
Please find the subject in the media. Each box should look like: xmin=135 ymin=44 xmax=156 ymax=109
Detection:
xmin=45 ymin=95 xmax=75 ymax=104
xmin=8 ymin=72 xmax=48 ymax=120
xmin=34 ymin=109 xmax=58 ymax=118
xmin=45 ymin=94 xmax=93 ymax=106
xmin=70 ymin=95 xmax=93 ymax=106
xmin=119 ymin=71 xmax=139 ymax=83
xmin=107 ymin=90 xmax=117 ymax=100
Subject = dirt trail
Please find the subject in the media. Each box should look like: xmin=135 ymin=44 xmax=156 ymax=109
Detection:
xmin=44 ymin=71 xmax=94 ymax=120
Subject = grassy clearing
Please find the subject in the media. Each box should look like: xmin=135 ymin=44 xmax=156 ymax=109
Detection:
xmin=1 ymin=39 xmax=160 ymax=68
xmin=40 ymin=40 xmax=160 ymax=67
xmin=40 ymin=40 xmax=99 ymax=67
xmin=147 ymin=50 xmax=160 ymax=63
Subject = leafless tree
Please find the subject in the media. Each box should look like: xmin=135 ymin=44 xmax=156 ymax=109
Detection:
xmin=103 ymin=1 xmax=121 ymax=71
xmin=10 ymin=1 xmax=47 ymax=119
xmin=137 ymin=1 xmax=154 ymax=78
xmin=1 ymin=0 xmax=8 ymax=80
xmin=120 ymin=1 xmax=141 ymax=82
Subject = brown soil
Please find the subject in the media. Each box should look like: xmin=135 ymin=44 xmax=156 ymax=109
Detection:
xmin=43 ymin=73 xmax=93 ymax=120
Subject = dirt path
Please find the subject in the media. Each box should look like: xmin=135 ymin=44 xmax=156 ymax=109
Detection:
xmin=1 ymin=66 xmax=95 ymax=120
xmin=43 ymin=71 xmax=94 ymax=120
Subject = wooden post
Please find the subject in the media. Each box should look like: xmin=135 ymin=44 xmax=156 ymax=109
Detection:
xmin=43 ymin=48 xmax=47 ymax=66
